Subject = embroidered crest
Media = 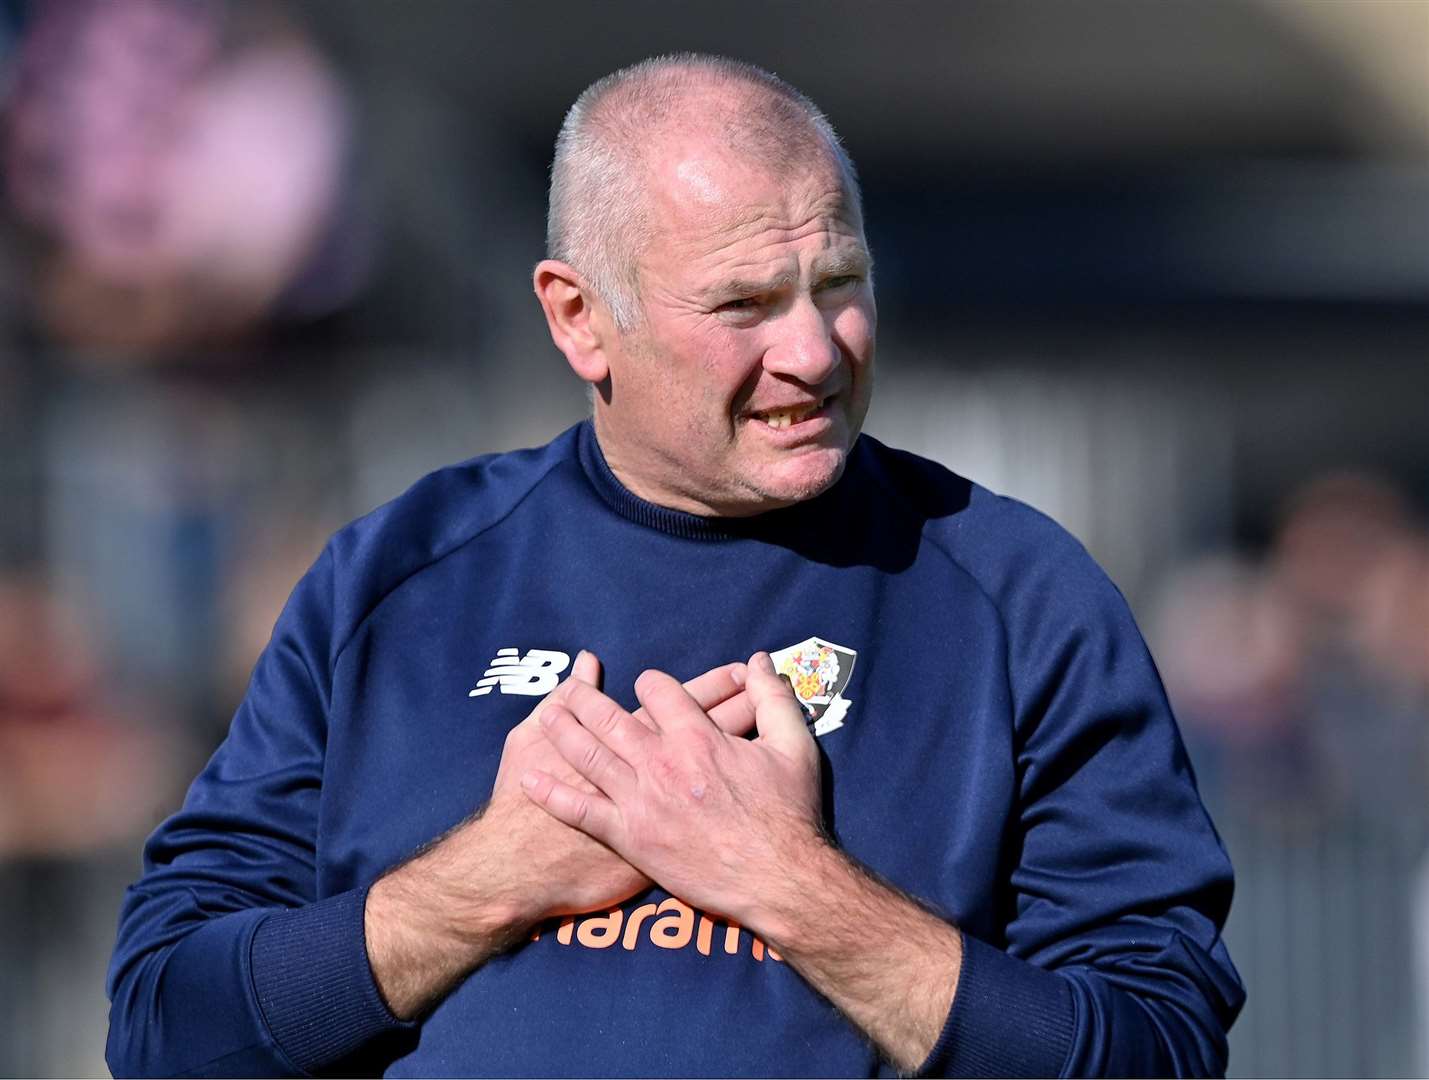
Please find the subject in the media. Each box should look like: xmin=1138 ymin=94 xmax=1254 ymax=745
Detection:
xmin=769 ymin=636 xmax=857 ymax=736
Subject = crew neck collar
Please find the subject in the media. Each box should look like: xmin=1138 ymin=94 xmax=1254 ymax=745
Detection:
xmin=575 ymin=419 xmax=852 ymax=542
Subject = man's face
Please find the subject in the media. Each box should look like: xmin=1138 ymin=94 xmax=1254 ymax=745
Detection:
xmin=592 ymin=144 xmax=875 ymax=517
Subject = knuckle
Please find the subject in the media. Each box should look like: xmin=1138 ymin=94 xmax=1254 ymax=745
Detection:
xmin=580 ymin=741 xmax=608 ymax=776
xmin=683 ymin=728 xmax=720 ymax=760
xmin=650 ymin=754 xmax=686 ymax=790
xmin=592 ymin=701 xmax=622 ymax=734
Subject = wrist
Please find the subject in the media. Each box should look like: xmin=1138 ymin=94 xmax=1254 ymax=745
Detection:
xmin=407 ymin=800 xmax=542 ymax=947
xmin=740 ymin=827 xmax=847 ymax=949
xmin=363 ymin=803 xmax=541 ymax=1020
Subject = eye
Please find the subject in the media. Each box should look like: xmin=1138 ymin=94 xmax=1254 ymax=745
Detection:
xmin=813 ymin=275 xmax=863 ymax=308
xmin=714 ymin=295 xmax=766 ymax=325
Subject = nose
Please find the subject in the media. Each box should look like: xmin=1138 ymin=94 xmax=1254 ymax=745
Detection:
xmin=762 ymin=297 xmax=841 ymax=386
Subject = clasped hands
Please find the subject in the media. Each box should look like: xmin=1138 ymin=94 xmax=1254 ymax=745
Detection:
xmin=366 ymin=652 xmax=839 ymax=1023
xmin=372 ymin=649 xmax=958 ymax=1071
xmin=497 ymin=649 xmax=826 ymax=929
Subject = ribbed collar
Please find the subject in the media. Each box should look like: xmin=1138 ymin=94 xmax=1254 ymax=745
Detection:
xmin=575 ymin=419 xmax=854 ymax=543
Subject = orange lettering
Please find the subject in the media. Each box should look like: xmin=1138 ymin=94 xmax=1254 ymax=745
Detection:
xmin=544 ymin=901 xmax=782 ymax=962
xmin=576 ymin=908 xmax=624 ymax=949
xmin=622 ymin=903 xmax=658 ymax=951
xmin=724 ymin=922 xmax=742 ymax=955
xmin=696 ymin=915 xmax=715 ymax=956
xmin=649 ymin=897 xmax=694 ymax=949
xmin=697 ymin=914 xmax=750 ymax=957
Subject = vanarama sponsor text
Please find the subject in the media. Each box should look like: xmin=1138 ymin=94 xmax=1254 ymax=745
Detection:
xmin=533 ymin=897 xmax=783 ymax=961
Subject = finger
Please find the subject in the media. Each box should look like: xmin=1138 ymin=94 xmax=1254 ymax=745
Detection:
xmin=522 ymin=649 xmax=601 ymax=732
xmin=706 ymin=689 xmax=755 ymax=737
xmin=541 ymin=702 xmax=637 ymax=798
xmin=747 ymin=652 xmax=816 ymax=758
xmin=683 ymin=663 xmax=755 ymax=735
xmin=633 ymin=668 xmax=717 ymax=733
xmin=520 ymin=769 xmax=622 ymax=844
xmin=560 ymin=679 xmax=654 ymax=760
xmin=629 ymin=662 xmax=751 ymax=733
xmin=570 ymin=648 xmax=602 ymax=687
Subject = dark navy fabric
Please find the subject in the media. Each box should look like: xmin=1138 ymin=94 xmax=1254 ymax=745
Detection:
xmin=106 ymin=420 xmax=1243 ymax=1077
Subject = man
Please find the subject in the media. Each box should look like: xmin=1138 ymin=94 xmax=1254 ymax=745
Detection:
xmin=107 ymin=55 xmax=1243 ymax=1077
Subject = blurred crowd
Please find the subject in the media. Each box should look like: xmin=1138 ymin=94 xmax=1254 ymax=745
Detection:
xmin=0 ymin=6 xmax=370 ymax=1067
xmin=4 ymin=0 xmax=360 ymax=357
xmin=0 ymin=0 xmax=361 ymax=869
xmin=1154 ymin=472 xmax=1429 ymax=836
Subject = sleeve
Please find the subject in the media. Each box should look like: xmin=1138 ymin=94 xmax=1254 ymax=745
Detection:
xmin=105 ymin=546 xmax=415 ymax=1078
xmin=920 ymin=518 xmax=1245 ymax=1078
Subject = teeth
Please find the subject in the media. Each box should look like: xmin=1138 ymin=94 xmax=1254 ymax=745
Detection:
xmin=759 ymin=398 xmax=825 ymax=429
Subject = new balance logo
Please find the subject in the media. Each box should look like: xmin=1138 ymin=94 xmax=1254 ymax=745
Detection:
xmin=469 ymin=648 xmax=570 ymax=697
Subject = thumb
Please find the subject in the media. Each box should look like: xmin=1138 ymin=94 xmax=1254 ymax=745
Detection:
xmin=747 ymin=651 xmax=814 ymax=757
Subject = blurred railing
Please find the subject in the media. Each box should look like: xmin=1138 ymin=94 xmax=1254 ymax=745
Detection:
xmin=1219 ymin=809 xmax=1429 ymax=1078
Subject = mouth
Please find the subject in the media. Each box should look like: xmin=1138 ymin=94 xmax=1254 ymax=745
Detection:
xmin=748 ymin=395 xmax=833 ymax=431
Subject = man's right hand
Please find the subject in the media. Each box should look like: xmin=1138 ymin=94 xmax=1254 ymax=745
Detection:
xmin=363 ymin=652 xmax=753 ymax=1020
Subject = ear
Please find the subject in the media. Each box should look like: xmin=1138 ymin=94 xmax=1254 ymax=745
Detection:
xmin=533 ymin=259 xmax=611 ymax=385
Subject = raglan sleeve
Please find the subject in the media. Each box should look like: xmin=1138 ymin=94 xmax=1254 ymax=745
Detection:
xmin=105 ymin=545 xmax=414 ymax=1078
xmin=919 ymin=513 xmax=1245 ymax=1078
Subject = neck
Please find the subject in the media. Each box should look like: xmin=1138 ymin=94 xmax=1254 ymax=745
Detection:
xmin=590 ymin=410 xmax=786 ymax=519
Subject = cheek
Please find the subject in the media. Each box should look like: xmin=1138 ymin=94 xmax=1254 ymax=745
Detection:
xmin=831 ymin=303 xmax=875 ymax=362
xmin=696 ymin=337 xmax=764 ymax=407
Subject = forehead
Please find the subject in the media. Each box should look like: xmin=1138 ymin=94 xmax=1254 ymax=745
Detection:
xmin=639 ymin=142 xmax=867 ymax=279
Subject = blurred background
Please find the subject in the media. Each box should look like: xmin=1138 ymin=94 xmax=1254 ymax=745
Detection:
xmin=0 ymin=0 xmax=1425 ymax=1074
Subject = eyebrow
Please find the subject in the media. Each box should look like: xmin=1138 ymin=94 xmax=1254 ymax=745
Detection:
xmin=703 ymin=250 xmax=872 ymax=302
xmin=704 ymin=271 xmax=797 ymax=301
xmin=812 ymin=249 xmax=872 ymax=279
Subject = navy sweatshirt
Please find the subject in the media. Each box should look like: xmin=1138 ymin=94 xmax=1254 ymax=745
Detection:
xmin=106 ymin=421 xmax=1243 ymax=1077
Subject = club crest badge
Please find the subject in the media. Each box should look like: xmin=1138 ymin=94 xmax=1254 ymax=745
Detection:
xmin=769 ymin=637 xmax=857 ymax=737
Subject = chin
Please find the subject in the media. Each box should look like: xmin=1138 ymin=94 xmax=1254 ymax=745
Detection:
xmin=751 ymin=446 xmax=848 ymax=508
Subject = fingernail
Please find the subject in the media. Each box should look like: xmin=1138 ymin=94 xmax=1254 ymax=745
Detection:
xmin=520 ymin=772 xmax=537 ymax=790
xmin=752 ymin=651 xmax=775 ymax=673
xmin=730 ymin=663 xmax=747 ymax=687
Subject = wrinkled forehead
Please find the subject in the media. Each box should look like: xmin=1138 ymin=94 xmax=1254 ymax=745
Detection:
xmin=643 ymin=138 xmax=863 ymax=250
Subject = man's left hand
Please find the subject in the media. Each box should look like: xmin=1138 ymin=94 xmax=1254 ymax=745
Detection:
xmin=520 ymin=650 xmax=824 ymax=927
xmin=522 ymin=650 xmax=963 ymax=1073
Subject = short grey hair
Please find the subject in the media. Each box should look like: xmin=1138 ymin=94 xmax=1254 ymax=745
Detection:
xmin=546 ymin=53 xmax=862 ymax=331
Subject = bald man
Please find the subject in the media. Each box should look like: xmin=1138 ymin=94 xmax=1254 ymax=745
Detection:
xmin=107 ymin=55 xmax=1242 ymax=1077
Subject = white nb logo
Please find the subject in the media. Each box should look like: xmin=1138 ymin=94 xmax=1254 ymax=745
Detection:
xmin=469 ymin=648 xmax=571 ymax=697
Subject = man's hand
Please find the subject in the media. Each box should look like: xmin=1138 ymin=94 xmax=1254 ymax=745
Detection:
xmin=519 ymin=651 xmax=824 ymax=925
xmin=522 ymin=651 xmax=962 ymax=1073
xmin=520 ymin=648 xmax=823 ymax=925
xmin=478 ymin=651 xmax=649 ymax=922
xmin=484 ymin=653 xmax=763 ymax=918
xmin=365 ymin=652 xmax=755 ymax=1020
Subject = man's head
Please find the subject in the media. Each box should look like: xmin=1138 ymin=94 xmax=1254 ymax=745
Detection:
xmin=535 ymin=54 xmax=876 ymax=517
